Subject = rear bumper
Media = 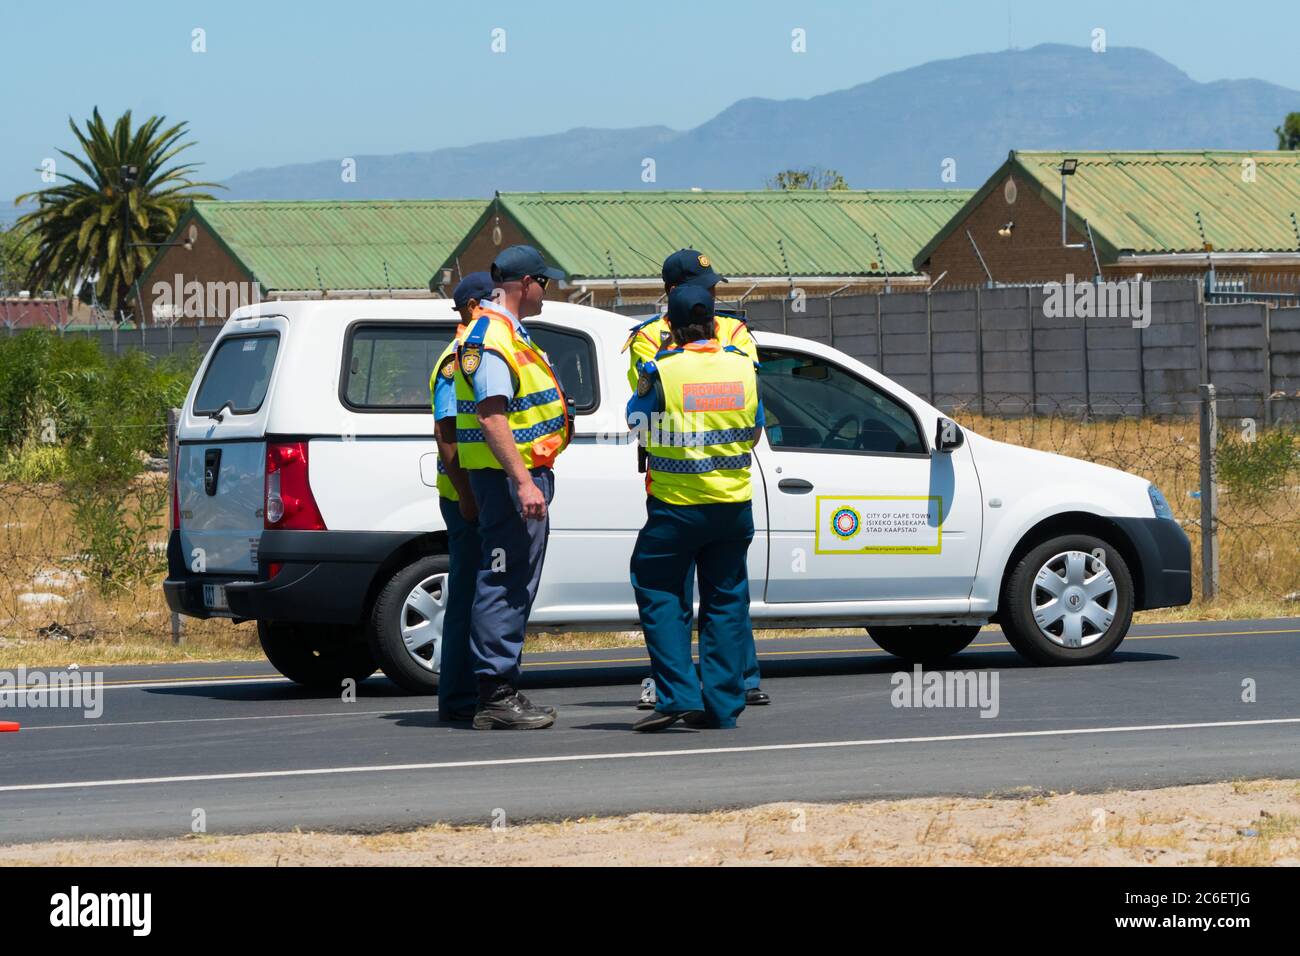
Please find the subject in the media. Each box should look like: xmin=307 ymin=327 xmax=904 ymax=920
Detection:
xmin=163 ymin=529 xmax=428 ymax=624
xmin=1109 ymin=517 xmax=1193 ymax=610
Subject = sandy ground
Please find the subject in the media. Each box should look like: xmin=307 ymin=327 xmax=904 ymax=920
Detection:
xmin=3 ymin=778 xmax=1297 ymax=866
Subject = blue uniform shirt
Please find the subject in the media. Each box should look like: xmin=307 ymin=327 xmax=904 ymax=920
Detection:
xmin=626 ymin=342 xmax=764 ymax=428
xmin=433 ymin=362 xmax=458 ymax=421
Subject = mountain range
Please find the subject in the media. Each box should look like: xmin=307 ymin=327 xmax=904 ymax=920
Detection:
xmin=216 ymin=43 xmax=1300 ymax=199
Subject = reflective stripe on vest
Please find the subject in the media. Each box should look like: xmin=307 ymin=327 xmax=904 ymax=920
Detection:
xmin=645 ymin=342 xmax=757 ymax=506
xmin=453 ymin=307 xmax=571 ymax=470
xmin=431 ymin=324 xmax=469 ymax=501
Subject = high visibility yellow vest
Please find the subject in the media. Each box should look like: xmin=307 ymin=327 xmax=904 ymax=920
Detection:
xmin=430 ymin=324 xmax=468 ymax=501
xmin=645 ymin=341 xmax=758 ymax=506
xmin=454 ymin=306 xmax=571 ymax=471
xmin=624 ymin=312 xmax=754 ymax=390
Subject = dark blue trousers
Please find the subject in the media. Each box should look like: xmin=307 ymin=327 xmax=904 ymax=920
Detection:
xmin=466 ymin=466 xmax=554 ymax=699
xmin=438 ymin=496 xmax=481 ymax=715
xmin=630 ymin=497 xmax=755 ymax=728
xmin=681 ymin=563 xmax=763 ymax=691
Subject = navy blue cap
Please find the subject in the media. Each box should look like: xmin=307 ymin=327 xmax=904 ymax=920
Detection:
xmin=662 ymin=248 xmax=726 ymax=288
xmin=452 ymin=271 xmax=495 ymax=310
xmin=491 ymin=244 xmax=565 ymax=283
xmin=666 ymin=284 xmax=715 ymax=328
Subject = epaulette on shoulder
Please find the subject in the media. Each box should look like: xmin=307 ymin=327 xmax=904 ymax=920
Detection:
xmin=654 ymin=345 xmax=686 ymax=361
xmin=627 ymin=313 xmax=664 ymax=333
xmin=464 ymin=315 xmax=492 ymax=346
xmin=622 ymin=313 xmax=665 ymax=353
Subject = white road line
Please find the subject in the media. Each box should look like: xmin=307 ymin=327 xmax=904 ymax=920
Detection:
xmin=8 ymin=707 xmax=439 ymax=732
xmin=1 ymin=716 xmax=1297 ymax=794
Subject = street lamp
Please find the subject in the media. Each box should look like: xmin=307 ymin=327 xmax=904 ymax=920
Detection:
xmin=1058 ymin=158 xmax=1087 ymax=249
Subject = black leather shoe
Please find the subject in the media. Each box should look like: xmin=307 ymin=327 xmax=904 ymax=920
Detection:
xmin=633 ymin=710 xmax=703 ymax=733
xmin=745 ymin=687 xmax=771 ymax=706
xmin=473 ymin=693 xmax=556 ymax=730
xmin=514 ymin=692 xmax=556 ymax=717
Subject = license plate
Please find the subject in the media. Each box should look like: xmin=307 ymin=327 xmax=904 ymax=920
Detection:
xmin=203 ymin=584 xmax=229 ymax=611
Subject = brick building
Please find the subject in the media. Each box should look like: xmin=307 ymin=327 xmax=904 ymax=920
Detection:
xmin=438 ymin=190 xmax=973 ymax=307
xmin=915 ymin=151 xmax=1300 ymax=296
xmin=135 ymin=199 xmax=489 ymax=325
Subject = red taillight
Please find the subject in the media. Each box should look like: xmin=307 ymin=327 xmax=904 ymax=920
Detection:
xmin=268 ymin=562 xmax=283 ymax=579
xmin=264 ymin=441 xmax=326 ymax=531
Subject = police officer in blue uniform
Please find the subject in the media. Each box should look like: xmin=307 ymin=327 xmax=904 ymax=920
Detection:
xmin=625 ymin=250 xmax=770 ymax=711
xmin=627 ymin=285 xmax=764 ymax=732
xmin=430 ymin=272 xmax=495 ymax=722
xmin=454 ymin=245 xmax=571 ymax=731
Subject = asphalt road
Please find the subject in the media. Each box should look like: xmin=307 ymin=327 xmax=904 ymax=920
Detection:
xmin=1 ymin=618 xmax=1298 ymax=843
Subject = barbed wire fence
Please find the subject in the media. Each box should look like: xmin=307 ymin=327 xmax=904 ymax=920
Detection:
xmin=1 ymin=391 xmax=1296 ymax=648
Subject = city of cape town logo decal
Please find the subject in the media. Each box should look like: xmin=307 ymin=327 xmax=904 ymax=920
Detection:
xmin=831 ymin=506 xmax=860 ymax=540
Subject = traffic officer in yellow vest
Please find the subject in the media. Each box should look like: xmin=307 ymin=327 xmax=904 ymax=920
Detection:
xmin=627 ymin=284 xmax=763 ymax=731
xmin=455 ymin=245 xmax=571 ymax=730
xmin=624 ymin=249 xmax=769 ymax=711
xmin=429 ymin=272 xmax=494 ymax=722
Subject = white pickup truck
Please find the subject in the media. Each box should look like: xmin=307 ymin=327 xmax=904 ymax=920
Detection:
xmin=164 ymin=299 xmax=1191 ymax=692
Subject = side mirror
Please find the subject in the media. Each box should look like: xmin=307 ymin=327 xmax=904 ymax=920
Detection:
xmin=935 ymin=417 xmax=964 ymax=453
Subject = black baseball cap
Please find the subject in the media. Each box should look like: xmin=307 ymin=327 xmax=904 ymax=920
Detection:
xmin=451 ymin=271 xmax=495 ymax=310
xmin=491 ymin=244 xmax=565 ymax=283
xmin=662 ymin=248 xmax=727 ymax=288
xmin=666 ymin=284 xmax=715 ymax=328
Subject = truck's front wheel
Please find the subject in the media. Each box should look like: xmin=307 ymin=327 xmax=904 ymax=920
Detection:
xmin=867 ymin=625 xmax=980 ymax=665
xmin=1001 ymin=534 xmax=1134 ymax=665
xmin=257 ymin=622 xmax=377 ymax=690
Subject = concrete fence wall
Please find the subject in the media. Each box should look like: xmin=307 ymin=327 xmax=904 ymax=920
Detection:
xmin=615 ymin=279 xmax=1299 ymax=422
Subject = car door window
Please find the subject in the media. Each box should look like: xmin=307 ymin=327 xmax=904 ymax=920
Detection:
xmin=757 ymin=348 xmax=926 ymax=455
xmin=343 ymin=324 xmax=457 ymax=410
xmin=530 ymin=325 xmax=599 ymax=413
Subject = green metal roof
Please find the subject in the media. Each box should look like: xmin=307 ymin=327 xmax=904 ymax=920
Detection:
xmin=913 ymin=150 xmax=1300 ymax=268
xmin=180 ymin=199 xmax=489 ymax=292
xmin=470 ymin=190 xmax=974 ymax=280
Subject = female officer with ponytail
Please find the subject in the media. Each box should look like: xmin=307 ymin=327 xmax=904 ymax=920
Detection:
xmin=626 ymin=285 xmax=764 ymax=732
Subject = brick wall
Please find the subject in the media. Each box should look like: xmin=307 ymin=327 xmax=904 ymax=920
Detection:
xmin=134 ymin=218 xmax=256 ymax=326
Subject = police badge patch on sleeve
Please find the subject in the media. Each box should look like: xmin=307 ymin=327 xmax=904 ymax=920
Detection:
xmin=439 ymin=358 xmax=456 ymax=379
xmin=636 ymin=368 xmax=653 ymax=397
xmin=460 ymin=345 xmax=481 ymax=375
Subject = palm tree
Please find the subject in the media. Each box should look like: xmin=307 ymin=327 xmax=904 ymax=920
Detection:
xmin=15 ymin=108 xmax=220 ymax=318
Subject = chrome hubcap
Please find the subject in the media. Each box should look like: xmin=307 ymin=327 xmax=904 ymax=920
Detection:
xmin=1031 ymin=550 xmax=1116 ymax=648
xmin=401 ymin=572 xmax=446 ymax=673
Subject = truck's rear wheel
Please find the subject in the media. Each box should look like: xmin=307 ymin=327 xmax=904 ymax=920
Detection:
xmin=1001 ymin=534 xmax=1134 ymax=665
xmin=867 ymin=625 xmax=980 ymax=665
xmin=367 ymin=554 xmax=447 ymax=694
xmin=257 ymin=622 xmax=377 ymax=690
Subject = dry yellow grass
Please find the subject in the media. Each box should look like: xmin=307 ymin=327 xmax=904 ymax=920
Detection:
xmin=3 ymin=778 xmax=1297 ymax=867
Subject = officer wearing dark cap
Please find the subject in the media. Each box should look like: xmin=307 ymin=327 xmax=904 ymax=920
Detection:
xmin=426 ymin=272 xmax=494 ymax=722
xmin=626 ymin=284 xmax=764 ymax=731
xmin=453 ymin=245 xmax=571 ymax=730
xmin=624 ymin=249 xmax=769 ymax=711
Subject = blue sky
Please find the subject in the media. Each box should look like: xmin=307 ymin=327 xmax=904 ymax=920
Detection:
xmin=2 ymin=0 xmax=1298 ymax=217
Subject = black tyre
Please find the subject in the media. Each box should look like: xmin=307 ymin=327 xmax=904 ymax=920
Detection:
xmin=867 ymin=624 xmax=980 ymax=665
xmin=367 ymin=553 xmax=447 ymax=695
xmin=1001 ymin=534 xmax=1134 ymax=665
xmin=257 ymin=621 xmax=377 ymax=690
